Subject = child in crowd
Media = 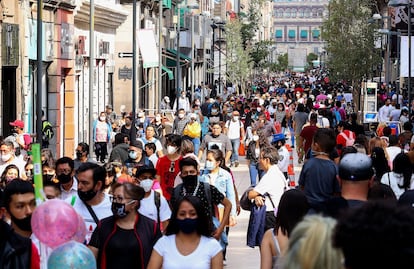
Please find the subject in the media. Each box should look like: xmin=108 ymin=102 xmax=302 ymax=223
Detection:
xmin=145 ymin=142 xmax=158 ymax=167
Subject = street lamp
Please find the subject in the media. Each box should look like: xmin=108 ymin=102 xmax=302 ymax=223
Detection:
xmin=211 ymin=20 xmax=225 ymax=94
xmin=389 ymin=0 xmax=412 ymax=113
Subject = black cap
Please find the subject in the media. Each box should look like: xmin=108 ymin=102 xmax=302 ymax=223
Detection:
xmin=129 ymin=140 xmax=143 ymax=150
xmin=135 ymin=165 xmax=156 ymax=178
xmin=338 ymin=153 xmax=374 ymax=181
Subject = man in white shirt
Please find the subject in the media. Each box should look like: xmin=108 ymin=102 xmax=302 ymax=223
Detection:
xmin=135 ymin=166 xmax=171 ymax=232
xmin=248 ymin=146 xmax=286 ymax=231
xmin=0 ymin=141 xmax=25 ymax=177
xmin=224 ymin=111 xmax=245 ymax=167
xmin=172 ymin=90 xmax=191 ymax=112
xmin=56 ymin=157 xmax=78 ymax=200
xmin=68 ymin=162 xmax=112 ymax=244
xmin=378 ymin=98 xmax=393 ymax=122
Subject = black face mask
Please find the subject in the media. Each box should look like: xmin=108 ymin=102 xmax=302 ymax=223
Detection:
xmin=78 ymin=188 xmax=98 ymax=202
xmin=57 ymin=173 xmax=72 ymax=184
xmin=45 ymin=174 xmax=54 ymax=182
xmin=111 ymin=202 xmax=129 ymax=218
xmin=182 ymin=175 xmax=198 ymax=187
xmin=10 ymin=214 xmax=32 ymax=232
xmin=76 ymin=151 xmax=83 ymax=159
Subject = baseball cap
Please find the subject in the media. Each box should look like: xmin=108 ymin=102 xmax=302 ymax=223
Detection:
xmin=9 ymin=120 xmax=24 ymax=129
xmin=338 ymin=153 xmax=374 ymax=181
xmin=129 ymin=140 xmax=143 ymax=150
xmin=135 ymin=165 xmax=156 ymax=178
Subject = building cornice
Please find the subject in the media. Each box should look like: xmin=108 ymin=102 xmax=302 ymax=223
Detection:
xmin=74 ymin=1 xmax=129 ymax=29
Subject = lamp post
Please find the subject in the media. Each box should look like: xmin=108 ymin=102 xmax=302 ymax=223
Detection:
xmin=389 ymin=0 xmax=412 ymax=113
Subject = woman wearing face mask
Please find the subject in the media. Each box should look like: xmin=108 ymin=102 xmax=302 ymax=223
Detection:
xmin=200 ymin=149 xmax=237 ymax=262
xmin=0 ymin=164 xmax=20 ymax=190
xmin=147 ymin=196 xmax=223 ymax=269
xmin=88 ymin=182 xmax=162 ymax=269
xmin=246 ymin=130 xmax=267 ymax=186
xmin=274 ymin=103 xmax=287 ymax=134
xmin=208 ymin=103 xmax=223 ymax=125
xmin=155 ymin=134 xmax=183 ymax=202
xmin=93 ymin=111 xmax=113 ymax=163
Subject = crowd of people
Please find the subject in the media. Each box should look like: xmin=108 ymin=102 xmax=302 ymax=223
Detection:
xmin=1 ymin=74 xmax=414 ymax=269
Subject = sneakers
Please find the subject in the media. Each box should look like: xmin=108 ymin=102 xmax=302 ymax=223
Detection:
xmin=235 ymin=161 xmax=239 ymax=167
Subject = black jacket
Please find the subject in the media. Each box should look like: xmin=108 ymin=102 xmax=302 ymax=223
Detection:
xmin=0 ymin=221 xmax=33 ymax=269
xmin=109 ymin=143 xmax=129 ymax=164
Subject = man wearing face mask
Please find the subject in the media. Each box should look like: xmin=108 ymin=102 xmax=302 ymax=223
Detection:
xmin=135 ymin=166 xmax=171 ymax=232
xmin=198 ymin=122 xmax=232 ymax=165
xmin=171 ymin=157 xmax=232 ymax=241
xmin=172 ymin=108 xmax=189 ymax=135
xmin=69 ymin=162 xmax=112 ymax=244
xmin=0 ymin=141 xmax=25 ymax=177
xmin=56 ymin=157 xmax=77 ymax=200
xmin=120 ymin=115 xmax=138 ymax=140
xmin=125 ymin=140 xmax=153 ymax=178
xmin=173 ymin=90 xmax=191 ymax=112
xmin=74 ymin=142 xmax=95 ymax=171
xmin=252 ymin=113 xmax=277 ymax=144
xmin=1 ymin=180 xmax=40 ymax=269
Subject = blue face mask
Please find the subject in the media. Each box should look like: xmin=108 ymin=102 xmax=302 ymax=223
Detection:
xmin=205 ymin=160 xmax=215 ymax=170
xmin=129 ymin=151 xmax=138 ymax=159
xmin=176 ymin=218 xmax=198 ymax=234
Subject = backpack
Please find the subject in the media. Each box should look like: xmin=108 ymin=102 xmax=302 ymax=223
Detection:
xmin=340 ymin=132 xmax=355 ymax=146
xmin=42 ymin=120 xmax=54 ymax=141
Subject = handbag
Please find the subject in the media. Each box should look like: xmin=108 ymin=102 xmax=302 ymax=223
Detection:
xmin=240 ymin=186 xmax=254 ymax=211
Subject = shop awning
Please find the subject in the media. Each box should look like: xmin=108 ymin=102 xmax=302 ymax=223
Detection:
xmin=162 ymin=65 xmax=174 ymax=80
xmin=165 ymin=48 xmax=192 ymax=68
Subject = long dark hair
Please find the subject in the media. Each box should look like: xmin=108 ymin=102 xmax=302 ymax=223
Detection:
xmin=275 ymin=189 xmax=309 ymax=237
xmin=166 ymin=196 xmax=213 ymax=236
xmin=393 ymin=153 xmax=412 ymax=190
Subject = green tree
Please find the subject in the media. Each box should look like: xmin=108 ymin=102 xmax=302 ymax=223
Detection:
xmin=226 ymin=19 xmax=252 ymax=94
xmin=322 ymin=0 xmax=381 ymax=84
xmin=307 ymin=53 xmax=318 ymax=69
xmin=276 ymin=53 xmax=288 ymax=72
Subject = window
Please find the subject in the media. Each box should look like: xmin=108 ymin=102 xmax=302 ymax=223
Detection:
xmin=312 ymin=29 xmax=320 ymax=38
xmin=288 ymin=30 xmax=296 ymax=39
xmin=300 ymin=30 xmax=308 ymax=39
xmin=275 ymin=29 xmax=283 ymax=38
xmin=291 ymin=8 xmax=297 ymax=18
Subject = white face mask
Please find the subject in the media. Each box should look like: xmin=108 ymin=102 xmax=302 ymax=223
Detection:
xmin=257 ymin=107 xmax=262 ymax=112
xmin=233 ymin=116 xmax=239 ymax=121
xmin=167 ymin=146 xmax=177 ymax=155
xmin=205 ymin=160 xmax=215 ymax=170
xmin=178 ymin=114 xmax=185 ymax=119
xmin=140 ymin=179 xmax=153 ymax=192
xmin=99 ymin=116 xmax=106 ymax=121
xmin=1 ymin=153 xmax=11 ymax=162
xmin=155 ymin=116 xmax=161 ymax=122
xmin=252 ymin=135 xmax=259 ymax=141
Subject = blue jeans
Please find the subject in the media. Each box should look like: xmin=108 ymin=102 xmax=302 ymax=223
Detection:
xmin=230 ymin=138 xmax=240 ymax=163
xmin=248 ymin=162 xmax=264 ymax=186
xmin=192 ymin=137 xmax=200 ymax=154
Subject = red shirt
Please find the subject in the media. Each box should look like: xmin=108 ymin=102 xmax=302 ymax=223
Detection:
xmin=300 ymin=125 xmax=319 ymax=156
xmin=156 ymin=156 xmax=182 ymax=201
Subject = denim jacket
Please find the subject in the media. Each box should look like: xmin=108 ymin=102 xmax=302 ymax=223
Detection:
xmin=200 ymin=168 xmax=237 ymax=217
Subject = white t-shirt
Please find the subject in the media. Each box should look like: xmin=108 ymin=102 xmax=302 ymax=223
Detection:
xmin=225 ymin=120 xmax=243 ymax=140
xmin=138 ymin=190 xmax=171 ymax=222
xmin=254 ymin=165 xmax=286 ymax=211
xmin=381 ymin=172 xmax=414 ymax=199
xmin=67 ymin=192 xmax=112 ymax=243
xmin=153 ymin=235 xmax=222 ymax=269
xmin=60 ymin=177 xmax=78 ymax=201
xmin=277 ymin=146 xmax=290 ymax=173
